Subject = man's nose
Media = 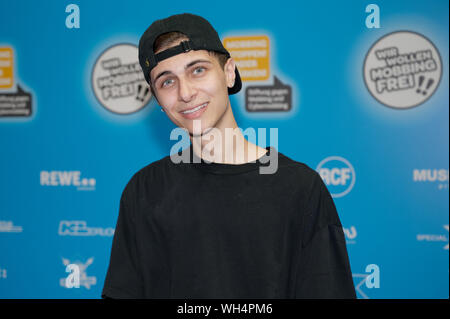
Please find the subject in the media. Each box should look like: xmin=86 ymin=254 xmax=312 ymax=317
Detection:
xmin=178 ymin=78 xmax=197 ymax=102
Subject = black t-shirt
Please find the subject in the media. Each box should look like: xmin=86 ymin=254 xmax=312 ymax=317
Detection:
xmin=102 ymin=145 xmax=356 ymax=299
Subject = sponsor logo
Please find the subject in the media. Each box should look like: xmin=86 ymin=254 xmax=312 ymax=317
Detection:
xmin=352 ymin=264 xmax=381 ymax=299
xmin=58 ymin=220 xmax=114 ymax=237
xmin=413 ymin=169 xmax=449 ymax=182
xmin=0 ymin=220 xmax=23 ymax=233
xmin=245 ymin=77 xmax=292 ymax=112
xmin=92 ymin=43 xmax=151 ymax=114
xmin=40 ymin=170 xmax=96 ymax=191
xmin=343 ymin=226 xmax=357 ymax=244
xmin=413 ymin=169 xmax=449 ymax=190
xmin=417 ymin=225 xmax=449 ymax=250
xmin=224 ymin=35 xmax=292 ymax=113
xmin=224 ymin=36 xmax=270 ymax=81
xmin=60 ymin=257 xmax=96 ymax=289
xmin=363 ymin=31 xmax=442 ymax=109
xmin=316 ymin=156 xmax=356 ymax=198
xmin=0 ymin=46 xmax=33 ymax=117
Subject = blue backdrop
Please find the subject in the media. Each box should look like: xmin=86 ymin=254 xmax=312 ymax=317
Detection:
xmin=0 ymin=0 xmax=448 ymax=299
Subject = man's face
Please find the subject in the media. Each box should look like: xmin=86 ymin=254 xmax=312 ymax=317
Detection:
xmin=150 ymin=46 xmax=236 ymax=135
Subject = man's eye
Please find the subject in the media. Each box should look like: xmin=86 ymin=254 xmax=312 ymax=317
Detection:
xmin=161 ymin=78 xmax=174 ymax=87
xmin=193 ymin=67 xmax=205 ymax=75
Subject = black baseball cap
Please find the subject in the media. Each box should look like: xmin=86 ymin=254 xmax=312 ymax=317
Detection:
xmin=138 ymin=13 xmax=242 ymax=95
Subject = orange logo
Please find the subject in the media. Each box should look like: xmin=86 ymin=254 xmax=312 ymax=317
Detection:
xmin=223 ymin=36 xmax=269 ymax=82
xmin=0 ymin=47 xmax=13 ymax=89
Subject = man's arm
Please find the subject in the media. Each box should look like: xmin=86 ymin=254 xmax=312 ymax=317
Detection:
xmin=295 ymin=171 xmax=356 ymax=299
xmin=102 ymin=181 xmax=144 ymax=299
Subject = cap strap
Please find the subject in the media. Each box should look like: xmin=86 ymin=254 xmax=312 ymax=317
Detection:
xmin=154 ymin=40 xmax=194 ymax=64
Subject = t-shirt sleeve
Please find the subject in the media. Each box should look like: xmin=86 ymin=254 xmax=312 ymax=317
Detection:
xmin=101 ymin=180 xmax=144 ymax=299
xmin=295 ymin=171 xmax=356 ymax=299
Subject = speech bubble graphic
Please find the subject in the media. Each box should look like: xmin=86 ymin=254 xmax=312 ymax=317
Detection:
xmin=0 ymin=85 xmax=32 ymax=117
xmin=245 ymin=76 xmax=292 ymax=112
xmin=92 ymin=43 xmax=151 ymax=114
xmin=363 ymin=31 xmax=442 ymax=109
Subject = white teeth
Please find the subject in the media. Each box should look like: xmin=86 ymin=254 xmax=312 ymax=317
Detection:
xmin=181 ymin=103 xmax=207 ymax=114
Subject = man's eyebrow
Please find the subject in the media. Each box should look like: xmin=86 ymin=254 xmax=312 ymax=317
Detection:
xmin=152 ymin=59 xmax=213 ymax=84
xmin=153 ymin=70 xmax=172 ymax=84
xmin=185 ymin=59 xmax=212 ymax=69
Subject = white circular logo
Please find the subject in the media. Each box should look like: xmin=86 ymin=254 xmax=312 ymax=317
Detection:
xmin=92 ymin=43 xmax=151 ymax=114
xmin=316 ymin=156 xmax=356 ymax=198
xmin=363 ymin=31 xmax=442 ymax=109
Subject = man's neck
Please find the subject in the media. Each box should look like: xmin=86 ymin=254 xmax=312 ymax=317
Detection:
xmin=189 ymin=106 xmax=267 ymax=164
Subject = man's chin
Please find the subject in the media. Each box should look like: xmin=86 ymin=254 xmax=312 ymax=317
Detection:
xmin=188 ymin=126 xmax=214 ymax=138
xmin=182 ymin=120 xmax=215 ymax=138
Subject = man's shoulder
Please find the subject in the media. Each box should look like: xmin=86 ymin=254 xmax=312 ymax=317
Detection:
xmin=135 ymin=154 xmax=173 ymax=178
xmin=121 ymin=154 xmax=174 ymax=195
xmin=276 ymin=150 xmax=320 ymax=182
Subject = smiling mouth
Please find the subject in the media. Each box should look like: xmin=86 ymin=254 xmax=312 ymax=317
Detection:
xmin=180 ymin=102 xmax=208 ymax=114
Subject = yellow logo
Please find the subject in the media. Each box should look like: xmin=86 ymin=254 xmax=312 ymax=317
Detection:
xmin=223 ymin=35 xmax=270 ymax=82
xmin=0 ymin=47 xmax=13 ymax=89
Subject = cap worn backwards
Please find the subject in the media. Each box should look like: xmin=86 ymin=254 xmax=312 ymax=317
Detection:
xmin=138 ymin=13 xmax=242 ymax=95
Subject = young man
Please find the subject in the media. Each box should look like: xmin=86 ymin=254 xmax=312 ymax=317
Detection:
xmin=102 ymin=13 xmax=356 ymax=299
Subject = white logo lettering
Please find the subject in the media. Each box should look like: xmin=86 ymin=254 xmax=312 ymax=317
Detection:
xmin=316 ymin=156 xmax=356 ymax=198
xmin=58 ymin=221 xmax=114 ymax=237
xmin=40 ymin=171 xmax=96 ymax=191
xmin=343 ymin=226 xmax=357 ymax=242
xmin=413 ymin=169 xmax=449 ymax=182
xmin=0 ymin=220 xmax=23 ymax=233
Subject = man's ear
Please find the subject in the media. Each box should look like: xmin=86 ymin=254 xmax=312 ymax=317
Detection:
xmin=224 ymin=57 xmax=236 ymax=89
